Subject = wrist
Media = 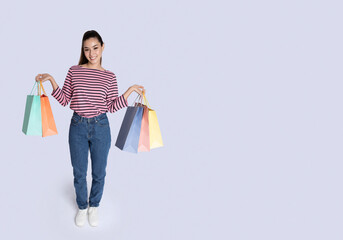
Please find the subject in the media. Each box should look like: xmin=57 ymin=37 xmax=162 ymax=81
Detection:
xmin=123 ymin=90 xmax=130 ymax=101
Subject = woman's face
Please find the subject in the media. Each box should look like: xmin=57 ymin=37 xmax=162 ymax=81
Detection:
xmin=83 ymin=37 xmax=105 ymax=65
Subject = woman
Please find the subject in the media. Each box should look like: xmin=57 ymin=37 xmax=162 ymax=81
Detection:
xmin=35 ymin=30 xmax=145 ymax=227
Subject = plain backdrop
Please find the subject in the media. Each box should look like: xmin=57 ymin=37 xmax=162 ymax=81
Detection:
xmin=1 ymin=0 xmax=343 ymax=239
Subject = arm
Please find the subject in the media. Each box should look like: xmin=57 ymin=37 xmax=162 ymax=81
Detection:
xmin=123 ymin=87 xmax=133 ymax=103
xmin=50 ymin=78 xmax=59 ymax=91
xmin=51 ymin=67 xmax=73 ymax=107
xmin=106 ymin=74 xmax=129 ymax=113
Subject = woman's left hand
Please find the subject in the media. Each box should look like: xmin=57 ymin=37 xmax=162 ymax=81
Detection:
xmin=130 ymin=84 xmax=145 ymax=97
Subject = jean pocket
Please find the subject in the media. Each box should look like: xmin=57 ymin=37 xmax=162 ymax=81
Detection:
xmin=71 ymin=116 xmax=80 ymax=126
xmin=97 ymin=117 xmax=109 ymax=127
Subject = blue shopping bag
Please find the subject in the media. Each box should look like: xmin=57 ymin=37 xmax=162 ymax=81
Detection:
xmin=115 ymin=95 xmax=144 ymax=153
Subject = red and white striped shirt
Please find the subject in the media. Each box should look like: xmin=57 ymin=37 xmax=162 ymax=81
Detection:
xmin=51 ymin=65 xmax=128 ymax=118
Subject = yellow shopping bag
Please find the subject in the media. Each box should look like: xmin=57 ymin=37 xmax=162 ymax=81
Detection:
xmin=142 ymin=92 xmax=163 ymax=149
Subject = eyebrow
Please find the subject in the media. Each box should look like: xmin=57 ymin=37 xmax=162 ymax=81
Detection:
xmin=84 ymin=44 xmax=98 ymax=49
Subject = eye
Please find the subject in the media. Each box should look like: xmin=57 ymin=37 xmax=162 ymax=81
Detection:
xmin=94 ymin=47 xmax=98 ymax=50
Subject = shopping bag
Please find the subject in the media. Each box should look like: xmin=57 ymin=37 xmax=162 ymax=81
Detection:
xmin=143 ymin=93 xmax=163 ymax=149
xmin=137 ymin=102 xmax=150 ymax=152
xmin=22 ymin=81 xmax=42 ymax=135
xmin=39 ymin=81 xmax=58 ymax=137
xmin=115 ymin=95 xmax=144 ymax=153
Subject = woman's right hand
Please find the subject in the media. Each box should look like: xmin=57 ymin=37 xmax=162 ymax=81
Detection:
xmin=35 ymin=73 xmax=54 ymax=83
xmin=35 ymin=73 xmax=59 ymax=91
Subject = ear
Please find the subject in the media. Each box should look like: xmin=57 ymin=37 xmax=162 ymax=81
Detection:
xmin=102 ymin=43 xmax=105 ymax=52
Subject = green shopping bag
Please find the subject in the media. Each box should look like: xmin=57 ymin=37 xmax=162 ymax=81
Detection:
xmin=22 ymin=81 xmax=42 ymax=135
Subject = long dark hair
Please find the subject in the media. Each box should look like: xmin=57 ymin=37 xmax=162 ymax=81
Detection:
xmin=78 ymin=30 xmax=104 ymax=65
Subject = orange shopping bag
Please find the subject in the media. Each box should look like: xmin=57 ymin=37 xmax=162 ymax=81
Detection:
xmin=39 ymin=81 xmax=58 ymax=137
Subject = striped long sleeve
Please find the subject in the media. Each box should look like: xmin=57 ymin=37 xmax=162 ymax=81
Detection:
xmin=51 ymin=67 xmax=73 ymax=107
xmin=106 ymin=74 xmax=129 ymax=113
xmin=51 ymin=65 xmax=128 ymax=118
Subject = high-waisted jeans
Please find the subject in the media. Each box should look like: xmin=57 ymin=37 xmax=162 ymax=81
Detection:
xmin=68 ymin=111 xmax=111 ymax=210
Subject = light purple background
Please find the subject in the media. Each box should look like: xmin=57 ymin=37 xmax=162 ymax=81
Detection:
xmin=1 ymin=0 xmax=342 ymax=239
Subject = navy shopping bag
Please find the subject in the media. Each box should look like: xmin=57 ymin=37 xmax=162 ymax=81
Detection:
xmin=115 ymin=95 xmax=144 ymax=153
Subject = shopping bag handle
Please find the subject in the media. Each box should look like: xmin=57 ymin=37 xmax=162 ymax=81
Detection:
xmin=130 ymin=93 xmax=143 ymax=107
xmin=142 ymin=92 xmax=151 ymax=109
xmin=38 ymin=81 xmax=47 ymax=96
xmin=30 ymin=81 xmax=40 ymax=95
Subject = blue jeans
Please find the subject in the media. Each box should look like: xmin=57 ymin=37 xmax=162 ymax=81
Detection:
xmin=68 ymin=111 xmax=111 ymax=210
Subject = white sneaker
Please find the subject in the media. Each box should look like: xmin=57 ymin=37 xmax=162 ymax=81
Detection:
xmin=88 ymin=207 xmax=99 ymax=227
xmin=75 ymin=208 xmax=88 ymax=227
